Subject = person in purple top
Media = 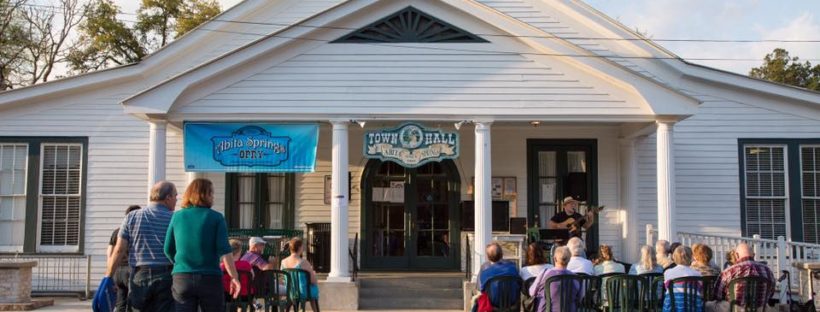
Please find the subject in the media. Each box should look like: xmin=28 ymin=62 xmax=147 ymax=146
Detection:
xmin=240 ymin=237 xmax=277 ymax=271
xmin=530 ymin=246 xmax=583 ymax=312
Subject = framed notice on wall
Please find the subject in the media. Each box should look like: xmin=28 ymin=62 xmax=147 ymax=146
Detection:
xmin=323 ymin=173 xmax=352 ymax=205
xmin=470 ymin=176 xmax=517 ymax=200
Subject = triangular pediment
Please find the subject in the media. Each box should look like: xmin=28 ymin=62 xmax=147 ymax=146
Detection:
xmin=332 ymin=6 xmax=487 ymax=43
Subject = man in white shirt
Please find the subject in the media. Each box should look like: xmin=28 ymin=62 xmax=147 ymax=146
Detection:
xmin=565 ymin=237 xmax=594 ymax=275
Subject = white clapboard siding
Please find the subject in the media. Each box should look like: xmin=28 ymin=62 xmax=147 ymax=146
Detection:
xmin=178 ymin=43 xmax=640 ymax=117
xmin=636 ymin=100 xmax=820 ymax=248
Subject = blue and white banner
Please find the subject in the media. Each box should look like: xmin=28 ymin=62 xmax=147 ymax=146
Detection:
xmin=184 ymin=122 xmax=318 ymax=172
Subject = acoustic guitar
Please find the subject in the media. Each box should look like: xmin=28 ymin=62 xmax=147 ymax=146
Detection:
xmin=560 ymin=205 xmax=605 ymax=236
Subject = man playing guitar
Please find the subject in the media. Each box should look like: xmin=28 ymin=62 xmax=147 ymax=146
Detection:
xmin=547 ymin=196 xmax=595 ymax=237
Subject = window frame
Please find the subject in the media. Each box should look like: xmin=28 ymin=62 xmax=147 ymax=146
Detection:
xmin=738 ymin=138 xmax=820 ymax=242
xmin=0 ymin=143 xmax=29 ymax=253
xmin=36 ymin=143 xmax=85 ymax=253
xmin=224 ymin=173 xmax=295 ymax=230
xmin=0 ymin=137 xmax=87 ymax=255
xmin=799 ymin=144 xmax=820 ymax=243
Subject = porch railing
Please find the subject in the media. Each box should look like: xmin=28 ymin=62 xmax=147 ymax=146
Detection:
xmin=0 ymin=254 xmax=92 ymax=299
xmin=671 ymin=228 xmax=820 ymax=303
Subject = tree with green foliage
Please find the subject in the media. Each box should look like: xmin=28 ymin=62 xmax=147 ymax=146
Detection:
xmin=69 ymin=0 xmax=221 ymax=73
xmin=66 ymin=0 xmax=145 ymax=72
xmin=750 ymin=48 xmax=820 ymax=91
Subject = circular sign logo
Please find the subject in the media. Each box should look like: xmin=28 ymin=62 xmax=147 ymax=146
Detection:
xmin=399 ymin=125 xmax=423 ymax=149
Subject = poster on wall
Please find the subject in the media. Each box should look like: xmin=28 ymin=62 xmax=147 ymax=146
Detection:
xmin=184 ymin=122 xmax=319 ymax=172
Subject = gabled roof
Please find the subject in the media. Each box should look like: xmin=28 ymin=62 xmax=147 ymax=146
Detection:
xmin=1 ymin=0 xmax=818 ymax=112
xmin=120 ymin=0 xmax=700 ymax=121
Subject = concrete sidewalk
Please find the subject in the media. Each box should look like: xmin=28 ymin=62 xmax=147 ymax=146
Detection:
xmin=41 ymin=297 xmax=461 ymax=312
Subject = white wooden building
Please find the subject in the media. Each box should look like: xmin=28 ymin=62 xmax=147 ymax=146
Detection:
xmin=1 ymin=0 xmax=819 ymax=306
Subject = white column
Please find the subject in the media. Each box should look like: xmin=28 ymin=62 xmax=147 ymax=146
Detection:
xmin=473 ymin=121 xmax=492 ymax=279
xmin=148 ymin=120 xmax=167 ymax=195
xmin=328 ymin=120 xmax=350 ymax=282
xmin=619 ymin=138 xmax=639 ymax=262
xmin=656 ymin=120 xmax=677 ymax=241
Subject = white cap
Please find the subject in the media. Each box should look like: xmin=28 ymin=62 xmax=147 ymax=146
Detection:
xmin=248 ymin=237 xmax=266 ymax=246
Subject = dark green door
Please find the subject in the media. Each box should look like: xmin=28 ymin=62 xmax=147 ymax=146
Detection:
xmin=361 ymin=160 xmax=460 ymax=270
xmin=527 ymin=139 xmax=599 ymax=250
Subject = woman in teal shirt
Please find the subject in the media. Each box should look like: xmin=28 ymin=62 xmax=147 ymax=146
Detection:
xmin=164 ymin=178 xmax=240 ymax=312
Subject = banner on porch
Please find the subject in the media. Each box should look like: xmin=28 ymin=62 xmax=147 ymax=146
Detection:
xmin=184 ymin=122 xmax=318 ymax=172
xmin=364 ymin=123 xmax=459 ymax=168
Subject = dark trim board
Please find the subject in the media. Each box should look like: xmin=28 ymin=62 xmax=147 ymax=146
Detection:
xmin=737 ymin=138 xmax=820 ymax=242
xmin=0 ymin=136 xmax=88 ymax=255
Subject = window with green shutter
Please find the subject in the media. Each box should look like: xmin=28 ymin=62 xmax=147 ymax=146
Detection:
xmin=225 ymin=173 xmax=295 ymax=230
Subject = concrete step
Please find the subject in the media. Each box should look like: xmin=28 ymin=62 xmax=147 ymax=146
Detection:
xmin=359 ymin=297 xmax=463 ymax=310
xmin=359 ymin=287 xmax=462 ymax=299
xmin=359 ymin=277 xmax=464 ymax=289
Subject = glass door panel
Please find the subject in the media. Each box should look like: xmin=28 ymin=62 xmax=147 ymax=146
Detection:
xmin=537 ymin=151 xmax=557 ymax=228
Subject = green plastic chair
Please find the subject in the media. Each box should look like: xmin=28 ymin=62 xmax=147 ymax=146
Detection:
xmin=700 ymin=275 xmax=719 ymax=302
xmin=255 ymin=269 xmax=290 ymax=312
xmin=283 ymin=268 xmax=315 ymax=312
xmin=639 ymin=273 xmax=664 ymax=312
xmin=598 ymin=272 xmax=625 ymax=307
xmin=578 ymin=274 xmax=602 ymax=311
xmin=484 ymin=275 xmax=523 ymax=312
xmin=666 ymin=276 xmax=704 ymax=312
xmin=605 ymin=275 xmax=645 ymax=312
xmin=727 ymin=276 xmax=774 ymax=312
xmin=544 ymin=274 xmax=585 ymax=312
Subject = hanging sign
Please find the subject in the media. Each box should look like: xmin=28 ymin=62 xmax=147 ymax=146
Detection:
xmin=364 ymin=123 xmax=459 ymax=168
xmin=184 ymin=122 xmax=318 ymax=172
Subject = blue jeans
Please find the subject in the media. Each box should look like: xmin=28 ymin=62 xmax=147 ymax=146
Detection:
xmin=128 ymin=266 xmax=174 ymax=312
xmin=172 ymin=274 xmax=224 ymax=312
xmin=113 ymin=266 xmax=130 ymax=312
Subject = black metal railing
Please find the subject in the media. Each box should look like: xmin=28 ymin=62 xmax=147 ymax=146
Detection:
xmin=0 ymin=254 xmax=92 ymax=298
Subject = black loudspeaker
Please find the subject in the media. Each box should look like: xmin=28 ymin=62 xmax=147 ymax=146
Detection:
xmin=566 ymin=172 xmax=587 ymax=201
xmin=509 ymin=218 xmax=527 ymax=234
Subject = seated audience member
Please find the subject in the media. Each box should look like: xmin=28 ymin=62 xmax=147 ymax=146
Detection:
xmin=241 ymin=237 xmax=277 ymax=271
xmin=593 ymin=244 xmax=625 ymax=275
xmin=663 ymin=246 xmax=703 ymax=312
xmin=566 ymin=237 xmax=594 ymax=275
xmin=530 ymin=246 xmax=582 ymax=312
xmin=280 ymin=238 xmax=320 ymax=312
xmin=655 ymin=240 xmax=675 ymax=269
xmin=474 ymin=242 xmax=520 ymax=310
xmin=221 ymin=239 xmax=254 ymax=298
xmin=520 ymin=243 xmax=553 ymax=281
xmin=691 ymin=243 xmax=721 ymax=277
xmin=629 ymin=245 xmax=664 ymax=275
xmin=594 ymin=244 xmax=625 ymax=307
xmin=714 ymin=243 xmax=775 ymax=308
xmin=724 ymin=250 xmax=738 ymax=270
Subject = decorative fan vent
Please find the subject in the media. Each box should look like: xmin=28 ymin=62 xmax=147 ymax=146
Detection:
xmin=333 ymin=6 xmax=487 ymax=43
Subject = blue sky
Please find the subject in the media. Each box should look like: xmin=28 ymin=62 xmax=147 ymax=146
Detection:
xmin=584 ymin=0 xmax=820 ymax=74
xmin=114 ymin=0 xmax=820 ymax=75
